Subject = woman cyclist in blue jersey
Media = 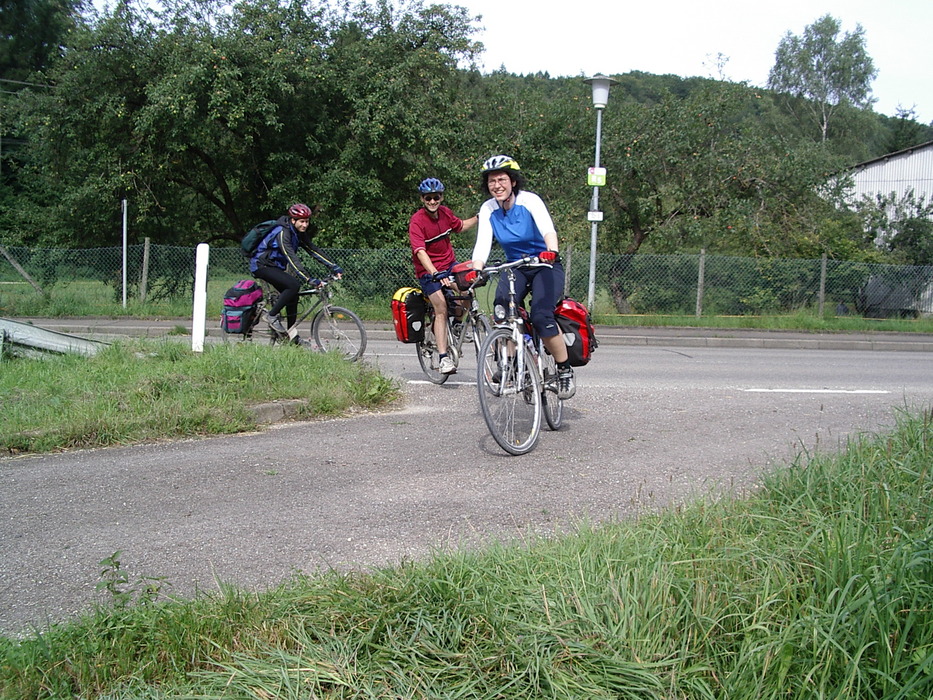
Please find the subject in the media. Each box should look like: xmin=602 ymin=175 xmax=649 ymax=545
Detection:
xmin=470 ymin=155 xmax=575 ymax=399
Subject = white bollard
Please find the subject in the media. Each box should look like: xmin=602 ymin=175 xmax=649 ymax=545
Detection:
xmin=192 ymin=243 xmax=209 ymax=352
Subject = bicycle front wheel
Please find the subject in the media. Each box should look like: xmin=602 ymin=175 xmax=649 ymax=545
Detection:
xmin=540 ymin=348 xmax=563 ymax=430
xmin=477 ymin=328 xmax=542 ymax=455
xmin=310 ymin=306 xmax=367 ymax=361
xmin=416 ymin=313 xmax=449 ymax=384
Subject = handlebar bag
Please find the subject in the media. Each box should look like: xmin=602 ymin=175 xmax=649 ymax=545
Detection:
xmin=452 ymin=260 xmax=486 ymax=289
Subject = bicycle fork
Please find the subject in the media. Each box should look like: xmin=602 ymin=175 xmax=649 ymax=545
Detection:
xmin=496 ymin=328 xmax=531 ymax=397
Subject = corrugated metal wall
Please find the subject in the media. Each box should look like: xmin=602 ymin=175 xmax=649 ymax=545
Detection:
xmin=849 ymin=142 xmax=933 ymax=202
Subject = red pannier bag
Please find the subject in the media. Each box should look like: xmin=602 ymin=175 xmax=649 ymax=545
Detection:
xmin=554 ymin=297 xmax=598 ymax=366
xmin=392 ymin=286 xmax=427 ymax=343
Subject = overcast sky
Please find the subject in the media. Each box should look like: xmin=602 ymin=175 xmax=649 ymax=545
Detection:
xmin=454 ymin=0 xmax=933 ymax=125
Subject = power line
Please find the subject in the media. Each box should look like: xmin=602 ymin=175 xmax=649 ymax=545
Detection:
xmin=0 ymin=78 xmax=52 ymax=88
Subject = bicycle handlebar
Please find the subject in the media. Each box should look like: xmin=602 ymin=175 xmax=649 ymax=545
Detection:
xmin=297 ymin=272 xmax=341 ymax=295
xmin=481 ymin=256 xmax=551 ymax=275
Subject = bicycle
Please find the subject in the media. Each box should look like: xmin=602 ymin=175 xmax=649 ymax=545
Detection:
xmin=475 ymin=256 xmax=563 ymax=455
xmin=249 ymin=273 xmax=367 ymax=362
xmin=416 ymin=272 xmax=492 ymax=384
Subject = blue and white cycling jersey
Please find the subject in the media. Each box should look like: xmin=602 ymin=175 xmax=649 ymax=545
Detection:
xmin=472 ymin=191 xmax=557 ymax=264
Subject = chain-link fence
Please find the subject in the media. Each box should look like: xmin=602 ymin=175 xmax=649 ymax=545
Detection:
xmin=2 ymin=243 xmax=932 ymax=318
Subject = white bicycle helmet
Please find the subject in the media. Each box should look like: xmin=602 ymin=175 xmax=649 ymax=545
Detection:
xmin=481 ymin=155 xmax=520 ymax=174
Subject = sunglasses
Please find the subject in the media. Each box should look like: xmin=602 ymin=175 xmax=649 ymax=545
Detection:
xmin=422 ymin=194 xmax=442 ymax=202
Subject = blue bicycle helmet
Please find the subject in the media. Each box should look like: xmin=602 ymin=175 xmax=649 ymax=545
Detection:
xmin=418 ymin=178 xmax=445 ymax=194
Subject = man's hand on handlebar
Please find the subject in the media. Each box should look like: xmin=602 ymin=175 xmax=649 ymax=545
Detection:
xmin=432 ymin=269 xmax=453 ymax=287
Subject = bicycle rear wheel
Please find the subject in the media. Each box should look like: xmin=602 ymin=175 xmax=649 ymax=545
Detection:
xmin=540 ymin=348 xmax=563 ymax=430
xmin=470 ymin=314 xmax=492 ymax=360
xmin=416 ymin=311 xmax=449 ymax=384
xmin=477 ymin=328 xmax=542 ymax=455
xmin=310 ymin=306 xmax=367 ymax=361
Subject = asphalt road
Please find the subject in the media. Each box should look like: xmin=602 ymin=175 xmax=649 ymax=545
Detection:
xmin=2 ymin=327 xmax=933 ymax=636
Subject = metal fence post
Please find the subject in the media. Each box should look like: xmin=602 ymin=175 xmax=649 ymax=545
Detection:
xmin=563 ymin=244 xmax=572 ymax=297
xmin=140 ymin=237 xmax=150 ymax=303
xmin=122 ymin=199 xmax=128 ymax=309
xmin=0 ymin=244 xmax=45 ymax=295
xmin=695 ymin=248 xmax=706 ymax=318
xmin=819 ymin=253 xmax=827 ymax=317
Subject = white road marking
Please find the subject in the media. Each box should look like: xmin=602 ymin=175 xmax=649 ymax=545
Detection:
xmin=409 ymin=380 xmax=476 ymax=386
xmin=743 ymin=389 xmax=890 ymax=394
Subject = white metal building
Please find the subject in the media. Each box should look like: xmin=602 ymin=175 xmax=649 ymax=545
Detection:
xmin=847 ymin=139 xmax=933 ymax=206
xmin=844 ymin=140 xmax=933 ymax=317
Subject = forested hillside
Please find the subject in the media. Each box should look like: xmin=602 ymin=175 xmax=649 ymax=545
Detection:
xmin=2 ymin=0 xmax=931 ymax=264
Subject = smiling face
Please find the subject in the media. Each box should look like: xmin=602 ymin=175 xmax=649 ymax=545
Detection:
xmin=290 ymin=217 xmax=310 ymax=232
xmin=486 ymin=171 xmax=514 ymax=205
xmin=421 ymin=192 xmax=443 ymax=215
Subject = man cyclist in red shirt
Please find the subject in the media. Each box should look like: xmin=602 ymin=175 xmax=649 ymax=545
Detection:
xmin=408 ymin=178 xmax=477 ymax=374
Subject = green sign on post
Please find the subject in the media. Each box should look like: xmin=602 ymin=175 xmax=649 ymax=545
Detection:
xmin=587 ymin=166 xmax=606 ymax=187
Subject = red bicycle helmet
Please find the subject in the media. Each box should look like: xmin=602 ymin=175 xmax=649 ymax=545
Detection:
xmin=287 ymin=203 xmax=313 ymax=219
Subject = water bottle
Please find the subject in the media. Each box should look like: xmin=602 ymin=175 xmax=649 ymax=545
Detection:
xmin=523 ymin=333 xmax=535 ymax=355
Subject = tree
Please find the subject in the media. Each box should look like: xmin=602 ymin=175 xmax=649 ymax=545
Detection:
xmin=4 ymin=0 xmax=480 ymax=247
xmin=0 ymin=0 xmax=84 ymax=81
xmin=854 ymin=192 xmax=933 ymax=265
xmin=885 ymin=106 xmax=933 ymax=154
xmin=768 ymin=14 xmax=877 ymax=142
xmin=594 ymin=82 xmax=853 ymax=259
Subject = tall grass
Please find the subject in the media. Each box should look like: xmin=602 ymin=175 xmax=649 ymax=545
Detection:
xmin=2 ymin=408 xmax=931 ymax=699
xmin=0 ymin=340 xmax=399 ymax=454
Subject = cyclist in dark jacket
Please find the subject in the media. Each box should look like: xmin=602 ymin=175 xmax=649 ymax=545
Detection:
xmin=250 ymin=203 xmax=342 ymax=337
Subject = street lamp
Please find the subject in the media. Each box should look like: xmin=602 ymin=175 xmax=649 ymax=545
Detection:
xmin=583 ymin=73 xmax=618 ymax=311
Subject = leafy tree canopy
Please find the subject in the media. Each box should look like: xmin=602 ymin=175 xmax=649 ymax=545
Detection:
xmin=768 ymin=14 xmax=877 ymax=142
xmin=0 ymin=0 xmax=84 ymax=82
xmin=1 ymin=0 xmax=929 ymax=271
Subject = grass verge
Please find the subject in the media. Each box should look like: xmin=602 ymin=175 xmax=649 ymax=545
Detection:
xmin=0 ymin=340 xmax=400 ymax=454
xmin=1 ymin=408 xmax=931 ymax=698
xmin=592 ymin=309 xmax=933 ymax=333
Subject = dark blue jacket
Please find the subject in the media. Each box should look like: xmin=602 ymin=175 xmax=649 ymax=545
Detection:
xmin=249 ymin=216 xmax=337 ymax=281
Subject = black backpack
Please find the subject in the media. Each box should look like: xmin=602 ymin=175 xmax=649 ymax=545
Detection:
xmin=240 ymin=220 xmax=279 ymax=258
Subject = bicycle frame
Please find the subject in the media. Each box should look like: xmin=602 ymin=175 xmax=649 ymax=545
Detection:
xmin=417 ymin=282 xmax=490 ymax=384
xmin=475 ymin=256 xmax=561 ymax=455
xmin=488 ymin=258 xmax=543 ymax=385
xmin=253 ymin=274 xmax=337 ymax=336
xmin=291 ymin=278 xmax=336 ymax=329
xmin=447 ymin=289 xmax=488 ymax=358
xmin=248 ymin=273 xmax=367 ymax=361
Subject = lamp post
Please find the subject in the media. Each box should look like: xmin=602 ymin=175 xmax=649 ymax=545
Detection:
xmin=583 ymin=74 xmax=618 ymax=311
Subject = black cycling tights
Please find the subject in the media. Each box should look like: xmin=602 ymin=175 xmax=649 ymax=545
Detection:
xmin=254 ymin=266 xmax=301 ymax=328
